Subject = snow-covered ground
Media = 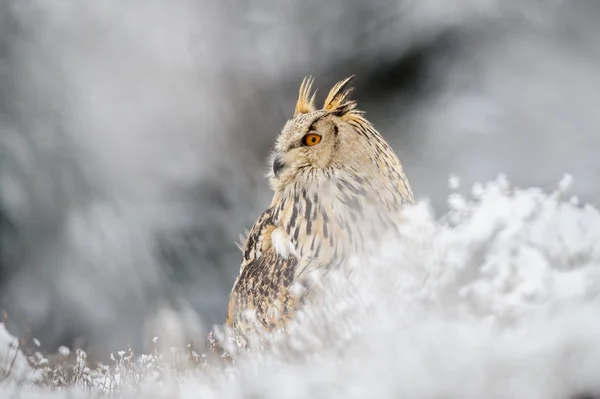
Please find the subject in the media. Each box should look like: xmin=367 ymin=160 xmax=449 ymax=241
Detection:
xmin=2 ymin=176 xmax=600 ymax=398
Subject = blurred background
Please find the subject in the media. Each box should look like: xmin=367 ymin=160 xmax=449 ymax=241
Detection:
xmin=1 ymin=0 xmax=599 ymax=358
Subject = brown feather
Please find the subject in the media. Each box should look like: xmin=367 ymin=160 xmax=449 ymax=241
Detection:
xmin=294 ymin=76 xmax=316 ymax=117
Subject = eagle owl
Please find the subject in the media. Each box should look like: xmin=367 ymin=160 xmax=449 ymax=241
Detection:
xmin=223 ymin=76 xmax=414 ymax=349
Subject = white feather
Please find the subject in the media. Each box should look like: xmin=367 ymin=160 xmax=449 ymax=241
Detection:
xmin=271 ymin=228 xmax=295 ymax=258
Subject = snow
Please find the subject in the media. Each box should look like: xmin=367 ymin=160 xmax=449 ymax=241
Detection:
xmin=0 ymin=323 xmax=41 ymax=384
xmin=2 ymin=177 xmax=600 ymax=398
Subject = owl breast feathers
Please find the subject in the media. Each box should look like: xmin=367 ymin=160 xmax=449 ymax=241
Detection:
xmin=223 ymin=75 xmax=414 ymax=349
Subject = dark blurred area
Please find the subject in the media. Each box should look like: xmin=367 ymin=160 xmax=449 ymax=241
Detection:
xmin=1 ymin=0 xmax=600 ymax=357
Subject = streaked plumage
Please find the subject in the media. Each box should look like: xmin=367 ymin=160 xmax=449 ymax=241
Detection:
xmin=221 ymin=76 xmax=414 ymax=349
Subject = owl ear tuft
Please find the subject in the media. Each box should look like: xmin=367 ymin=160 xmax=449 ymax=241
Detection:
xmin=323 ymin=75 xmax=358 ymax=116
xmin=294 ymin=76 xmax=317 ymax=117
xmin=295 ymin=75 xmax=363 ymax=120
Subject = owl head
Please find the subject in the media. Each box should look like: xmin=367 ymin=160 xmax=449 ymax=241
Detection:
xmin=268 ymin=76 xmax=405 ymax=194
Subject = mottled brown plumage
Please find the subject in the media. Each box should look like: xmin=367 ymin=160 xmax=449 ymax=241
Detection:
xmin=222 ymin=75 xmax=414 ymax=350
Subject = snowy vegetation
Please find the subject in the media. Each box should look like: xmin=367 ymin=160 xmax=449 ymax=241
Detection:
xmin=2 ymin=176 xmax=600 ymax=398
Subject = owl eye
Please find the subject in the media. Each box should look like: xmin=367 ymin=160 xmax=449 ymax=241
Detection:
xmin=302 ymin=133 xmax=321 ymax=146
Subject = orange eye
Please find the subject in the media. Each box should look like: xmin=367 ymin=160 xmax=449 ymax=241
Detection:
xmin=302 ymin=133 xmax=321 ymax=146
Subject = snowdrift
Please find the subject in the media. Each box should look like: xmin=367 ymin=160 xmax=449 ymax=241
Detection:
xmin=2 ymin=176 xmax=600 ymax=399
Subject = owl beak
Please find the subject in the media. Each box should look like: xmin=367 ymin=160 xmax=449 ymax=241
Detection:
xmin=272 ymin=156 xmax=285 ymax=177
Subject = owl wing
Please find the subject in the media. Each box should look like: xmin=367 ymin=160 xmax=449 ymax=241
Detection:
xmin=226 ymin=207 xmax=306 ymax=344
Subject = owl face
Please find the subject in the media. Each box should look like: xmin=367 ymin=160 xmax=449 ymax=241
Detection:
xmin=268 ymin=110 xmax=350 ymax=189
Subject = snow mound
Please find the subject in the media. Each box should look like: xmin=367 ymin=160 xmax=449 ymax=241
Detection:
xmin=2 ymin=176 xmax=600 ymax=399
